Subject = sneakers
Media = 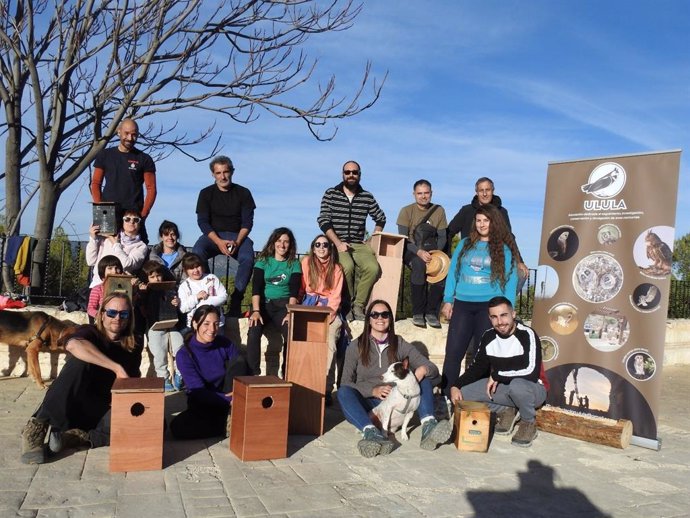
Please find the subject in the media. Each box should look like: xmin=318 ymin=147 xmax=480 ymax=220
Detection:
xmin=495 ymin=407 xmax=520 ymax=435
xmin=425 ymin=314 xmax=442 ymax=329
xmin=420 ymin=418 xmax=452 ymax=451
xmin=21 ymin=417 xmax=48 ymax=464
xmin=48 ymin=428 xmax=91 ymax=453
xmin=412 ymin=314 xmax=427 ymax=328
xmin=172 ymin=372 xmax=184 ymax=391
xmin=511 ymin=420 xmax=538 ymax=447
xmin=357 ymin=426 xmax=394 ymax=458
xmin=352 ymin=305 xmax=366 ymax=322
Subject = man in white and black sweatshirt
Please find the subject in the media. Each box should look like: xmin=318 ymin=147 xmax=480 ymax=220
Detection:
xmin=450 ymin=296 xmax=549 ymax=447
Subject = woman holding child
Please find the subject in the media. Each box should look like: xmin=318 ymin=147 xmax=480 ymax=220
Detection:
xmin=301 ymin=234 xmax=344 ymax=402
xmin=171 ymin=305 xmax=246 ymax=440
xmin=441 ymin=204 xmax=520 ymax=395
xmin=247 ymin=227 xmax=301 ymax=376
xmin=338 ymin=299 xmax=452 ymax=458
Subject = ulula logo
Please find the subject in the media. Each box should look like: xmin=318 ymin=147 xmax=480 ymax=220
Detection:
xmin=581 ymin=162 xmax=627 ymax=198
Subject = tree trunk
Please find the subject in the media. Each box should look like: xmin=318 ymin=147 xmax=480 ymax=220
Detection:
xmin=2 ymin=112 xmax=22 ymax=292
xmin=30 ymin=182 xmax=60 ymax=295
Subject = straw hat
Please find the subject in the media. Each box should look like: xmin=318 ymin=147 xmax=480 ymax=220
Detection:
xmin=426 ymin=250 xmax=450 ymax=284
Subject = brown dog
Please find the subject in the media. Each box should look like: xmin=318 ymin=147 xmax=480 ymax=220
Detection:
xmin=0 ymin=310 xmax=79 ymax=388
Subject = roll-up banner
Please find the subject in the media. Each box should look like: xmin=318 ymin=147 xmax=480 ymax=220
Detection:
xmin=531 ymin=150 xmax=681 ymax=449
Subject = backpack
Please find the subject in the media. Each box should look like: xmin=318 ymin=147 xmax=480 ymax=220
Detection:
xmin=413 ymin=205 xmax=441 ymax=251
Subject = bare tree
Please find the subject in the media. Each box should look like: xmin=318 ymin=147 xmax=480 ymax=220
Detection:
xmin=0 ymin=0 xmax=384 ymax=293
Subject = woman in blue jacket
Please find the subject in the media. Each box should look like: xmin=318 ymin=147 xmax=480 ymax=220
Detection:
xmin=441 ymin=204 xmax=520 ymax=395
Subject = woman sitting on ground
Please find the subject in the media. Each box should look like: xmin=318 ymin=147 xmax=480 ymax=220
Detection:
xmin=21 ymin=293 xmax=141 ymax=464
xmin=247 ymin=227 xmax=301 ymax=376
xmin=338 ymin=299 xmax=452 ymax=458
xmin=300 ymin=234 xmax=344 ymax=404
xmin=171 ymin=305 xmax=247 ymax=440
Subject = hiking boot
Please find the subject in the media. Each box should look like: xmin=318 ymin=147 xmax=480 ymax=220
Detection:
xmin=420 ymin=418 xmax=452 ymax=451
xmin=511 ymin=420 xmax=538 ymax=447
xmin=412 ymin=314 xmax=427 ymax=328
xmin=352 ymin=305 xmax=366 ymax=322
xmin=21 ymin=417 xmax=48 ymax=464
xmin=357 ymin=427 xmax=394 ymax=458
xmin=49 ymin=428 xmax=91 ymax=453
xmin=495 ymin=407 xmax=520 ymax=435
xmin=425 ymin=314 xmax=442 ymax=329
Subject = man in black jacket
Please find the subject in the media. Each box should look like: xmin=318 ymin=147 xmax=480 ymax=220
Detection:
xmin=449 ymin=296 xmax=548 ymax=448
xmin=447 ymin=177 xmax=528 ymax=279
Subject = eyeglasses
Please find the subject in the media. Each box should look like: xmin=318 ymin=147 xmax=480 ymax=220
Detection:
xmin=369 ymin=311 xmax=391 ymax=320
xmin=103 ymin=309 xmax=130 ymax=319
xmin=343 ymin=169 xmax=361 ymax=176
xmin=313 ymin=242 xmax=330 ymax=249
xmin=123 ymin=216 xmax=141 ymax=224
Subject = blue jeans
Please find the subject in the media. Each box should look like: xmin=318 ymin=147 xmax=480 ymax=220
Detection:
xmin=337 ymin=378 xmax=435 ymax=431
xmin=192 ymin=232 xmax=254 ymax=293
xmin=441 ymin=300 xmax=491 ymax=396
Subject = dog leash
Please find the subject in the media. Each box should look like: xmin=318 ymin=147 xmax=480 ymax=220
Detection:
xmin=27 ymin=317 xmax=52 ymax=347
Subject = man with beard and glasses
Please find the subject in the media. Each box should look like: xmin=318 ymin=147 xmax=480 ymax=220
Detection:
xmin=317 ymin=160 xmax=386 ymax=321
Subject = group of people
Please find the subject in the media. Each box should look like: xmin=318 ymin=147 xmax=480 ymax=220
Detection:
xmin=20 ymin=118 xmax=549 ymax=465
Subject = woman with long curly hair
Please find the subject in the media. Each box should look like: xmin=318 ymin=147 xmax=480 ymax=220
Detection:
xmin=338 ymin=299 xmax=452 ymax=458
xmin=300 ymin=234 xmax=344 ymax=403
xmin=247 ymin=227 xmax=301 ymax=376
xmin=440 ymin=204 xmax=520 ymax=395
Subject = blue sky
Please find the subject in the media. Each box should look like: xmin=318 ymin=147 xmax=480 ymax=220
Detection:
xmin=23 ymin=1 xmax=690 ymax=267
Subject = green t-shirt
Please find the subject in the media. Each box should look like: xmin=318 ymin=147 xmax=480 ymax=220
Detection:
xmin=255 ymin=256 xmax=302 ymax=300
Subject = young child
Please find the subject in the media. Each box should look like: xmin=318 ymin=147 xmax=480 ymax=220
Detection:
xmin=87 ymin=255 xmax=123 ymax=323
xmin=140 ymin=260 xmax=184 ymax=391
xmin=178 ymin=253 xmax=228 ymax=328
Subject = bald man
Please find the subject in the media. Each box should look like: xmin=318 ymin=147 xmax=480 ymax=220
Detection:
xmin=90 ymin=119 xmax=157 ymax=242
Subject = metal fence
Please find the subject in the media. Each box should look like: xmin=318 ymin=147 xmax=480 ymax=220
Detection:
xmin=3 ymin=236 xmax=690 ymax=320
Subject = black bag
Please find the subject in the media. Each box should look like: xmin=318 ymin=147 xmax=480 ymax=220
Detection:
xmin=413 ymin=204 xmax=441 ymax=251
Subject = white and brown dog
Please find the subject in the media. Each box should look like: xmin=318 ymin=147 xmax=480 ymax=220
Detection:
xmin=370 ymin=358 xmax=421 ymax=441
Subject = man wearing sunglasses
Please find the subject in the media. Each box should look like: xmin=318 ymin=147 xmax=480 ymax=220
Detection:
xmin=90 ymin=118 xmax=157 ymax=243
xmin=21 ymin=293 xmax=142 ymax=464
xmin=317 ymin=160 xmax=386 ymax=321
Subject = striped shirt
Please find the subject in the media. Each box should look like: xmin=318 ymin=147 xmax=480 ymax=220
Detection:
xmin=317 ymin=183 xmax=386 ymax=243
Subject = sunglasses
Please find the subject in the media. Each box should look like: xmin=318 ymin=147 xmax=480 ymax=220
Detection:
xmin=103 ymin=309 xmax=130 ymax=319
xmin=343 ymin=169 xmax=361 ymax=176
xmin=369 ymin=310 xmax=391 ymax=320
xmin=123 ymin=216 xmax=141 ymax=224
xmin=313 ymin=242 xmax=330 ymax=249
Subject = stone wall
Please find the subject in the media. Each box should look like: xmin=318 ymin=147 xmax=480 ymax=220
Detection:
xmin=2 ymin=307 xmax=689 ymax=385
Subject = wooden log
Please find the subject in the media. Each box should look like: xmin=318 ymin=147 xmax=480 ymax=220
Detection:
xmin=536 ymin=406 xmax=633 ymax=449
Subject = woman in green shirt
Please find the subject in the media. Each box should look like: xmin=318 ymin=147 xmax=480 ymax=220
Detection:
xmin=247 ymin=227 xmax=301 ymax=376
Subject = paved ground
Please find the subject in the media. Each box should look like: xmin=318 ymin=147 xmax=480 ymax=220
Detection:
xmin=1 ymin=365 xmax=689 ymax=518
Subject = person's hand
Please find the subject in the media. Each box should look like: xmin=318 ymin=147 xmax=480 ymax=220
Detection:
xmin=171 ymin=296 xmax=179 ymax=307
xmin=486 ymin=377 xmax=498 ymax=401
xmin=336 ymin=241 xmax=350 ymax=253
xmin=89 ymin=224 xmax=100 ymax=239
xmin=248 ymin=311 xmax=263 ymax=327
xmin=417 ymin=250 xmax=432 ymax=263
xmin=518 ymin=262 xmax=529 ymax=279
xmin=281 ymin=314 xmax=290 ymax=326
xmin=372 ymin=385 xmax=392 ymax=400
xmin=197 ymin=290 xmax=208 ymax=301
xmin=450 ymin=386 xmax=463 ymax=404
xmin=106 ymin=234 xmax=119 ymax=245
xmin=216 ymin=239 xmax=236 ymax=257
xmin=441 ymin=302 xmax=453 ymax=321
xmin=113 ymin=364 xmax=130 ymax=379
